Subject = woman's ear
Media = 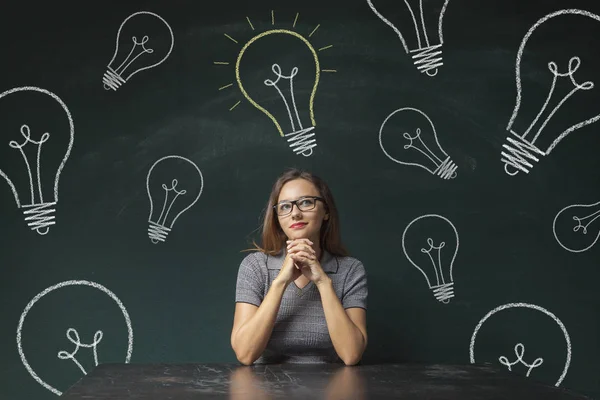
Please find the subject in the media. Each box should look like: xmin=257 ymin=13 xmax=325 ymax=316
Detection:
xmin=324 ymin=214 xmax=329 ymax=221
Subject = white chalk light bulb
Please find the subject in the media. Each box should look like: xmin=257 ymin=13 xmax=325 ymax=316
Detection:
xmin=0 ymin=87 xmax=74 ymax=235
xmin=366 ymin=0 xmax=449 ymax=76
xmin=146 ymin=155 xmax=203 ymax=243
xmin=16 ymin=280 xmax=133 ymax=396
xmin=379 ymin=107 xmax=457 ymax=179
xmin=402 ymin=214 xmax=459 ymax=303
xmin=103 ymin=11 xmax=174 ymax=91
xmin=553 ymin=199 xmax=600 ymax=253
xmin=502 ymin=9 xmax=600 ymax=175
xmin=236 ymin=29 xmax=320 ymax=156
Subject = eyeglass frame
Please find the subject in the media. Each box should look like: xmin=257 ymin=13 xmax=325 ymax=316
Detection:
xmin=273 ymin=196 xmax=326 ymax=216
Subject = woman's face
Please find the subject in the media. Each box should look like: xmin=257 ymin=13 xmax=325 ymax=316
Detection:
xmin=276 ymin=178 xmax=329 ymax=243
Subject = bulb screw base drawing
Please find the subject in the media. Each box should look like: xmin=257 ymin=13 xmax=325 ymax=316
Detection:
xmin=500 ymin=130 xmax=545 ymax=176
xmin=410 ymin=44 xmax=444 ymax=77
xmin=432 ymin=282 xmax=454 ymax=303
xmin=22 ymin=202 xmax=56 ymax=235
xmin=285 ymin=127 xmax=317 ymax=157
xmin=434 ymin=157 xmax=458 ymax=179
xmin=148 ymin=221 xmax=170 ymax=243
xmin=103 ymin=67 xmax=126 ymax=91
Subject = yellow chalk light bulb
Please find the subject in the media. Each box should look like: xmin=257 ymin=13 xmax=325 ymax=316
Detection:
xmin=235 ymin=29 xmax=320 ymax=156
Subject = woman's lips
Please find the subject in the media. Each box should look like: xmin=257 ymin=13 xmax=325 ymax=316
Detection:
xmin=290 ymin=223 xmax=307 ymax=229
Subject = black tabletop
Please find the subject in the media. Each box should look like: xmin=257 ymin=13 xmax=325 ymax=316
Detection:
xmin=61 ymin=362 xmax=591 ymax=399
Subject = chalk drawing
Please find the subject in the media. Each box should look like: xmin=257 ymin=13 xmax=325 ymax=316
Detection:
xmin=379 ymin=107 xmax=457 ymax=179
xmin=16 ymin=280 xmax=133 ymax=396
xmin=0 ymin=86 xmax=74 ymax=235
xmin=401 ymin=214 xmax=459 ymax=303
xmin=498 ymin=343 xmax=544 ymax=377
xmin=502 ymin=9 xmax=599 ymax=175
xmin=147 ymin=155 xmax=204 ymax=243
xmin=553 ymin=199 xmax=600 ymax=253
xmin=57 ymin=328 xmax=104 ymax=375
xmin=469 ymin=302 xmax=571 ymax=386
xmin=366 ymin=0 xmax=449 ymax=76
xmin=214 ymin=11 xmax=337 ymax=157
xmin=103 ymin=11 xmax=174 ymax=90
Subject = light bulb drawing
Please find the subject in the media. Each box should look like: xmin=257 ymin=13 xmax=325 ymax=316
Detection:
xmin=146 ymin=155 xmax=204 ymax=243
xmin=16 ymin=280 xmax=133 ymax=396
xmin=0 ymin=86 xmax=74 ymax=235
xmin=502 ymin=9 xmax=600 ymax=175
xmin=379 ymin=107 xmax=457 ymax=179
xmin=470 ymin=302 xmax=571 ymax=387
xmin=214 ymin=11 xmax=337 ymax=157
xmin=401 ymin=214 xmax=459 ymax=303
xmin=553 ymin=199 xmax=600 ymax=253
xmin=103 ymin=11 xmax=174 ymax=91
xmin=366 ymin=0 xmax=450 ymax=76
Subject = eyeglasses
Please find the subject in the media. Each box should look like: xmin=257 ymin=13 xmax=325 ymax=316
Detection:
xmin=273 ymin=196 xmax=325 ymax=216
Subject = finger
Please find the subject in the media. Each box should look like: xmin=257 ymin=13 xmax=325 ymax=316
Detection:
xmin=286 ymin=238 xmax=314 ymax=247
xmin=287 ymin=243 xmax=316 ymax=255
xmin=292 ymin=250 xmax=316 ymax=260
xmin=287 ymin=247 xmax=316 ymax=257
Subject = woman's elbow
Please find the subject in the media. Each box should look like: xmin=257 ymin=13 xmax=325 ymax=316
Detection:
xmin=342 ymin=356 xmax=362 ymax=366
xmin=232 ymin=344 xmax=258 ymax=365
xmin=236 ymin=353 xmax=256 ymax=366
xmin=341 ymin=350 xmax=364 ymax=366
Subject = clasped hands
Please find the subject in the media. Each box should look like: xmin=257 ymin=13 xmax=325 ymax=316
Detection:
xmin=280 ymin=238 xmax=329 ymax=286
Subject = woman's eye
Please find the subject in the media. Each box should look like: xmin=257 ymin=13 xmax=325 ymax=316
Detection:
xmin=280 ymin=204 xmax=291 ymax=211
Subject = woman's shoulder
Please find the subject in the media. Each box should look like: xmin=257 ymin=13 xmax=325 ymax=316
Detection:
xmin=332 ymin=254 xmax=364 ymax=269
xmin=240 ymin=250 xmax=269 ymax=265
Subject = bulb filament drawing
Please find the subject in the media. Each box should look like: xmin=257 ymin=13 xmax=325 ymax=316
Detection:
xmin=149 ymin=178 xmax=187 ymax=242
xmin=366 ymin=0 xmax=449 ymax=76
xmin=499 ymin=343 xmax=544 ymax=377
xmin=419 ymin=237 xmax=453 ymax=302
xmin=264 ymin=63 xmax=317 ymax=156
xmin=57 ymin=328 xmax=104 ymax=375
xmin=8 ymin=125 xmax=56 ymax=232
xmin=502 ymin=9 xmax=600 ymax=175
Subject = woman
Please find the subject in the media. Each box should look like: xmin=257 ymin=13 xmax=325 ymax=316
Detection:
xmin=231 ymin=168 xmax=368 ymax=365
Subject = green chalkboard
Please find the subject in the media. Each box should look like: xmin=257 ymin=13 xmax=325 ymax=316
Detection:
xmin=0 ymin=0 xmax=599 ymax=398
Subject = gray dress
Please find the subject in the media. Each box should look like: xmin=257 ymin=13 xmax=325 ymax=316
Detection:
xmin=235 ymin=249 xmax=368 ymax=364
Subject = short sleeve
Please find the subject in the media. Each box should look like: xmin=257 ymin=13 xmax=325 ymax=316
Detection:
xmin=342 ymin=261 xmax=368 ymax=310
xmin=235 ymin=254 xmax=265 ymax=307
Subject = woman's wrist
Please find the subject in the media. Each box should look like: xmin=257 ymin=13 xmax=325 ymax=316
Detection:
xmin=315 ymin=276 xmax=332 ymax=288
xmin=272 ymin=276 xmax=290 ymax=288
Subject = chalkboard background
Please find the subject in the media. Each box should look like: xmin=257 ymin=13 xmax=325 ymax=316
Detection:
xmin=1 ymin=0 xmax=599 ymax=398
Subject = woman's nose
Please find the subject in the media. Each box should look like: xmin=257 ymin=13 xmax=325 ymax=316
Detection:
xmin=291 ymin=205 xmax=302 ymax=216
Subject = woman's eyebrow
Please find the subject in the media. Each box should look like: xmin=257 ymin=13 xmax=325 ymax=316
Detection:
xmin=277 ymin=195 xmax=313 ymax=203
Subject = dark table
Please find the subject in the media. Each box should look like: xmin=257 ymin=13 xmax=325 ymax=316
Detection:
xmin=61 ymin=362 xmax=591 ymax=399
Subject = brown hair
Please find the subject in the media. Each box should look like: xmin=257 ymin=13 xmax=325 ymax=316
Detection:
xmin=243 ymin=168 xmax=348 ymax=257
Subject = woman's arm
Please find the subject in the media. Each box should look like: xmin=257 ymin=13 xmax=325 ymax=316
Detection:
xmin=317 ymin=278 xmax=368 ymax=365
xmin=231 ymin=277 xmax=288 ymax=365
